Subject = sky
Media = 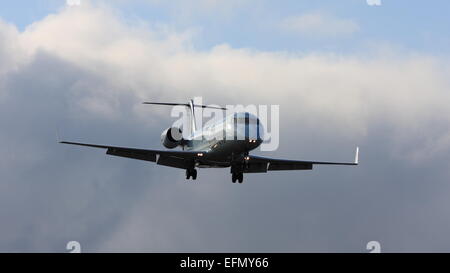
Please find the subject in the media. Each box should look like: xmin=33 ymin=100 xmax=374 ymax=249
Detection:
xmin=0 ymin=0 xmax=450 ymax=252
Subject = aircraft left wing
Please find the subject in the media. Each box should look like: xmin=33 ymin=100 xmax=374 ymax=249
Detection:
xmin=244 ymin=147 xmax=359 ymax=173
xmin=60 ymin=141 xmax=203 ymax=169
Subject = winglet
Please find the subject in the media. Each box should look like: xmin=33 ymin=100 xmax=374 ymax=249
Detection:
xmin=56 ymin=128 xmax=61 ymax=143
xmin=354 ymin=147 xmax=359 ymax=165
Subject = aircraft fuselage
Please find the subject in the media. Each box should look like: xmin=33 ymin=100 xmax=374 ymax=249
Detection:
xmin=184 ymin=112 xmax=264 ymax=168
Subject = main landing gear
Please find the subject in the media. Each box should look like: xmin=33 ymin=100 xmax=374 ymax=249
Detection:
xmin=186 ymin=168 xmax=197 ymax=180
xmin=231 ymin=172 xmax=243 ymax=183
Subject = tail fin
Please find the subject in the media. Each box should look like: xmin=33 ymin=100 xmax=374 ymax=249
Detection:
xmin=143 ymin=99 xmax=227 ymax=136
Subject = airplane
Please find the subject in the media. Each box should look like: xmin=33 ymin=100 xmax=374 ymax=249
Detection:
xmin=60 ymin=99 xmax=359 ymax=183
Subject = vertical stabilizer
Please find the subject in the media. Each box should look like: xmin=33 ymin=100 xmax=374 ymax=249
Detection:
xmin=188 ymin=99 xmax=196 ymax=136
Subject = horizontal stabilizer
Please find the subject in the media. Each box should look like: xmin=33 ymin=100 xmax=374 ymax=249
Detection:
xmin=143 ymin=102 xmax=227 ymax=110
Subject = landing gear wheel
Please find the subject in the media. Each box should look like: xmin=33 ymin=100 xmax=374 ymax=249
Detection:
xmin=232 ymin=173 xmax=237 ymax=183
xmin=186 ymin=168 xmax=197 ymax=180
xmin=238 ymin=173 xmax=243 ymax=183
xmin=231 ymin=172 xmax=243 ymax=183
xmin=186 ymin=169 xmax=191 ymax=180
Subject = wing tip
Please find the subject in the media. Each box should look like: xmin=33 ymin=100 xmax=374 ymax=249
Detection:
xmin=354 ymin=146 xmax=359 ymax=165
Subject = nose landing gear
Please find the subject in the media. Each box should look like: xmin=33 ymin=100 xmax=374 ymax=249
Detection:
xmin=231 ymin=159 xmax=244 ymax=183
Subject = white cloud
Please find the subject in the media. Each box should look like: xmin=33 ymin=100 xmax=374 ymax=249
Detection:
xmin=4 ymin=5 xmax=449 ymax=159
xmin=280 ymin=12 xmax=360 ymax=38
xmin=0 ymin=20 xmax=28 ymax=75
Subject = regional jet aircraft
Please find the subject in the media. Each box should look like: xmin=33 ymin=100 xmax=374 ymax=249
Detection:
xmin=60 ymin=99 xmax=358 ymax=183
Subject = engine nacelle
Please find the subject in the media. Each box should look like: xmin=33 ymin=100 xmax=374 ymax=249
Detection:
xmin=161 ymin=127 xmax=183 ymax=149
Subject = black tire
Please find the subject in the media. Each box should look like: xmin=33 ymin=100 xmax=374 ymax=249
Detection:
xmin=231 ymin=173 xmax=237 ymax=183
xmin=185 ymin=169 xmax=191 ymax=180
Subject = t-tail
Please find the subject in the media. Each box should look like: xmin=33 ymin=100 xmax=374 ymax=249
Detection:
xmin=143 ymin=99 xmax=227 ymax=136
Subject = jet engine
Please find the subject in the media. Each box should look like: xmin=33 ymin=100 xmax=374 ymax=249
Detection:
xmin=161 ymin=127 xmax=183 ymax=149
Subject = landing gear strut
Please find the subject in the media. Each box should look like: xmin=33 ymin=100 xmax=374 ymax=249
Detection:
xmin=231 ymin=159 xmax=244 ymax=183
xmin=186 ymin=168 xmax=197 ymax=180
